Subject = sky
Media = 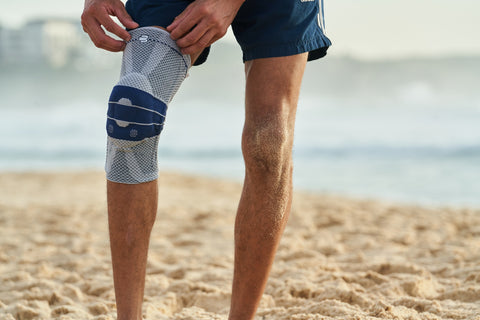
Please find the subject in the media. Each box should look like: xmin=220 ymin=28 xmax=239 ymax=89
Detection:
xmin=1 ymin=0 xmax=479 ymax=59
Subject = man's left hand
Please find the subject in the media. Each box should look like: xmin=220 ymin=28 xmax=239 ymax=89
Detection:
xmin=166 ymin=0 xmax=244 ymax=55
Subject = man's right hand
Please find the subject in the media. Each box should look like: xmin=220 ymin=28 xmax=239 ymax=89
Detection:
xmin=81 ymin=0 xmax=139 ymax=52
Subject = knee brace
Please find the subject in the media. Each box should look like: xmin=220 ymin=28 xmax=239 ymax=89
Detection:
xmin=105 ymin=27 xmax=191 ymax=184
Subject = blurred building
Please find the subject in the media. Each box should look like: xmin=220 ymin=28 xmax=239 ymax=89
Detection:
xmin=0 ymin=18 xmax=119 ymax=69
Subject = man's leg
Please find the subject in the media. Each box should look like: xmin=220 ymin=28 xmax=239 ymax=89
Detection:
xmin=229 ymin=53 xmax=308 ymax=320
xmin=106 ymin=26 xmax=202 ymax=320
xmin=107 ymin=180 xmax=157 ymax=320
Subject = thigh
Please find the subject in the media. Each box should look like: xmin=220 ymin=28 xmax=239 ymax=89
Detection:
xmin=243 ymin=53 xmax=308 ymax=134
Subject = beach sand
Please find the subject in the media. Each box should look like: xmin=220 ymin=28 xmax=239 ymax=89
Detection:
xmin=0 ymin=171 xmax=479 ymax=320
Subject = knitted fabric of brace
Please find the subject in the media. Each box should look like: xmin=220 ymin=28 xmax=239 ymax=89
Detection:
xmin=105 ymin=27 xmax=190 ymax=184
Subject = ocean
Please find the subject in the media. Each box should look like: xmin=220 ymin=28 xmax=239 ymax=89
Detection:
xmin=1 ymin=42 xmax=479 ymax=207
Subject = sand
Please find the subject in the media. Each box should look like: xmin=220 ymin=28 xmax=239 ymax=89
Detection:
xmin=0 ymin=171 xmax=479 ymax=320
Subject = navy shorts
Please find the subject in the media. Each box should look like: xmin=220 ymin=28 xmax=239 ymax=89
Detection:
xmin=125 ymin=0 xmax=332 ymax=66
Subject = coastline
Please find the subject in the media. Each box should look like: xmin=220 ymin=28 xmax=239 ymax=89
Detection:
xmin=0 ymin=171 xmax=479 ymax=319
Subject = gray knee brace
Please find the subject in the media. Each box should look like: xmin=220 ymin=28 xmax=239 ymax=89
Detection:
xmin=105 ymin=27 xmax=191 ymax=184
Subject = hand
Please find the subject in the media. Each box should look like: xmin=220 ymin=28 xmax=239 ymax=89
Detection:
xmin=167 ymin=0 xmax=244 ymax=55
xmin=81 ymin=0 xmax=139 ymax=52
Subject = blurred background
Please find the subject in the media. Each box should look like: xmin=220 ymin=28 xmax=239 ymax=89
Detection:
xmin=0 ymin=0 xmax=479 ymax=206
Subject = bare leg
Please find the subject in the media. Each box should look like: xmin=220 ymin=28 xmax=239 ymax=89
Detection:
xmin=108 ymin=180 xmax=157 ymax=320
xmin=229 ymin=53 xmax=308 ymax=320
xmin=107 ymin=33 xmax=202 ymax=319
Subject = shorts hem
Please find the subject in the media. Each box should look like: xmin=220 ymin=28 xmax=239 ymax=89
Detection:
xmin=241 ymin=34 xmax=332 ymax=62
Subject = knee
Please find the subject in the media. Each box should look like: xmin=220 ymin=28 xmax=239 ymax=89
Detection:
xmin=241 ymin=116 xmax=293 ymax=178
xmin=105 ymin=27 xmax=190 ymax=184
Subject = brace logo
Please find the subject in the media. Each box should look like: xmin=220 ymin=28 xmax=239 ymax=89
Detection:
xmin=139 ymin=35 xmax=149 ymax=43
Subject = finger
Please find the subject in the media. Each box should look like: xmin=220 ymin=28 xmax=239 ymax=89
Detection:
xmin=166 ymin=5 xmax=192 ymax=32
xmin=98 ymin=12 xmax=131 ymax=41
xmin=175 ymin=20 xmax=209 ymax=49
xmin=168 ymin=8 xmax=199 ymax=40
xmin=86 ymin=18 xmax=126 ymax=52
xmin=112 ymin=5 xmax=139 ymax=30
xmin=180 ymin=29 xmax=216 ymax=55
